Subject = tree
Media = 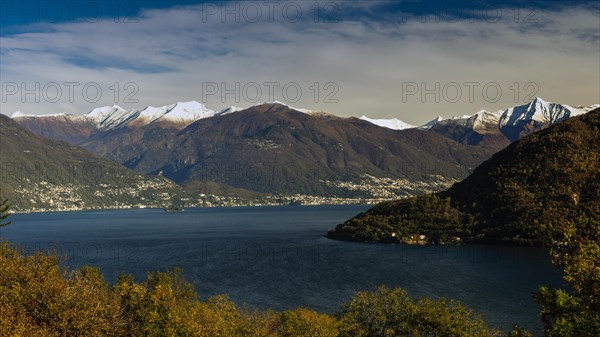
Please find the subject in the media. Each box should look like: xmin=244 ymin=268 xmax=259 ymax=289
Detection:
xmin=338 ymin=286 xmax=500 ymax=337
xmin=0 ymin=242 xmax=124 ymax=337
xmin=0 ymin=188 xmax=10 ymax=227
xmin=278 ymin=308 xmax=339 ymax=337
xmin=533 ymin=218 xmax=600 ymax=337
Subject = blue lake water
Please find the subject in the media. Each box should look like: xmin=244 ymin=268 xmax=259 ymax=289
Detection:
xmin=0 ymin=205 xmax=563 ymax=333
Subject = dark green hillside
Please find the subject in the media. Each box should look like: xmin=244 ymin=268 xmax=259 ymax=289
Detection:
xmin=328 ymin=108 xmax=600 ymax=245
xmin=0 ymin=114 xmax=189 ymax=212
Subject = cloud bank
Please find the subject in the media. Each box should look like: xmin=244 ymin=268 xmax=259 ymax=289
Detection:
xmin=1 ymin=1 xmax=598 ymax=124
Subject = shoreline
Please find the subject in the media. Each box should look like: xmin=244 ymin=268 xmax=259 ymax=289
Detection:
xmin=325 ymin=231 xmax=547 ymax=247
xmin=8 ymin=202 xmax=374 ymax=216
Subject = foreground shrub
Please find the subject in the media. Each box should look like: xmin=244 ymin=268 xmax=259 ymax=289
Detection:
xmin=533 ymin=218 xmax=600 ymax=337
xmin=0 ymin=244 xmax=123 ymax=336
xmin=278 ymin=308 xmax=340 ymax=337
xmin=338 ymin=286 xmax=500 ymax=337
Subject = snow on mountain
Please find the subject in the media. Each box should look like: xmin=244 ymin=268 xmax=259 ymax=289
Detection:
xmin=466 ymin=110 xmax=502 ymax=130
xmin=159 ymin=101 xmax=215 ymax=123
xmin=137 ymin=105 xmax=172 ymax=123
xmin=10 ymin=98 xmax=597 ymax=135
xmin=93 ymin=106 xmax=139 ymax=130
xmin=359 ymin=116 xmax=415 ymax=130
xmin=418 ymin=98 xmax=595 ymax=133
xmin=12 ymin=111 xmax=67 ymax=118
xmin=84 ymin=101 xmax=215 ymax=129
xmin=87 ymin=105 xmax=126 ymax=121
xmin=11 ymin=101 xmax=224 ymax=131
xmin=498 ymin=97 xmax=583 ymax=128
xmin=419 ymin=116 xmax=444 ymax=130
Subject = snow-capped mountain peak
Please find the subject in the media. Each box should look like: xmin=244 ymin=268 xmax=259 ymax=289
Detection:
xmin=418 ymin=116 xmax=444 ymax=130
xmin=83 ymin=101 xmax=216 ymax=130
xmin=12 ymin=111 xmax=67 ymax=118
xmin=137 ymin=105 xmax=172 ymax=123
xmin=95 ymin=107 xmax=138 ymax=130
xmin=498 ymin=97 xmax=583 ymax=129
xmin=87 ymin=105 xmax=127 ymax=122
xmin=159 ymin=101 xmax=215 ymax=123
xmin=359 ymin=116 xmax=415 ymax=130
xmin=464 ymin=109 xmax=501 ymax=130
xmin=412 ymin=98 xmax=597 ymax=142
xmin=9 ymin=98 xmax=597 ymax=137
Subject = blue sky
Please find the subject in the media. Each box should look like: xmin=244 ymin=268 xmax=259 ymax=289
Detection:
xmin=1 ymin=0 xmax=599 ymax=123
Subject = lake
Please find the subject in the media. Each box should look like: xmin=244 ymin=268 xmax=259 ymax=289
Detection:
xmin=0 ymin=205 xmax=563 ymax=332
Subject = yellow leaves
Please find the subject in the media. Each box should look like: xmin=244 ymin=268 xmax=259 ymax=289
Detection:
xmin=339 ymin=286 xmax=499 ymax=337
xmin=278 ymin=308 xmax=339 ymax=337
xmin=1 ymin=242 xmax=123 ymax=337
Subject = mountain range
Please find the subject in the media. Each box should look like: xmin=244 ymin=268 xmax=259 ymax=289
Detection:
xmin=79 ymin=103 xmax=493 ymax=198
xmin=13 ymin=97 xmax=596 ymax=148
xmin=8 ymin=98 xmax=598 ymax=201
xmin=327 ymin=107 xmax=600 ymax=245
xmin=426 ymin=97 xmax=598 ymax=151
xmin=355 ymin=98 xmax=597 ymax=152
xmin=11 ymin=101 xmax=218 ymax=145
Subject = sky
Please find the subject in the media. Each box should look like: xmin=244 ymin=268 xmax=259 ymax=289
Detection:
xmin=0 ymin=0 xmax=599 ymax=125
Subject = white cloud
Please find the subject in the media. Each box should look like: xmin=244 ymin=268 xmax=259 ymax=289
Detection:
xmin=0 ymin=2 xmax=598 ymax=125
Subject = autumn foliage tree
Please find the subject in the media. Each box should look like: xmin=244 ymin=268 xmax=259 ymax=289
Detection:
xmin=533 ymin=218 xmax=600 ymax=337
xmin=338 ymin=286 xmax=500 ymax=337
